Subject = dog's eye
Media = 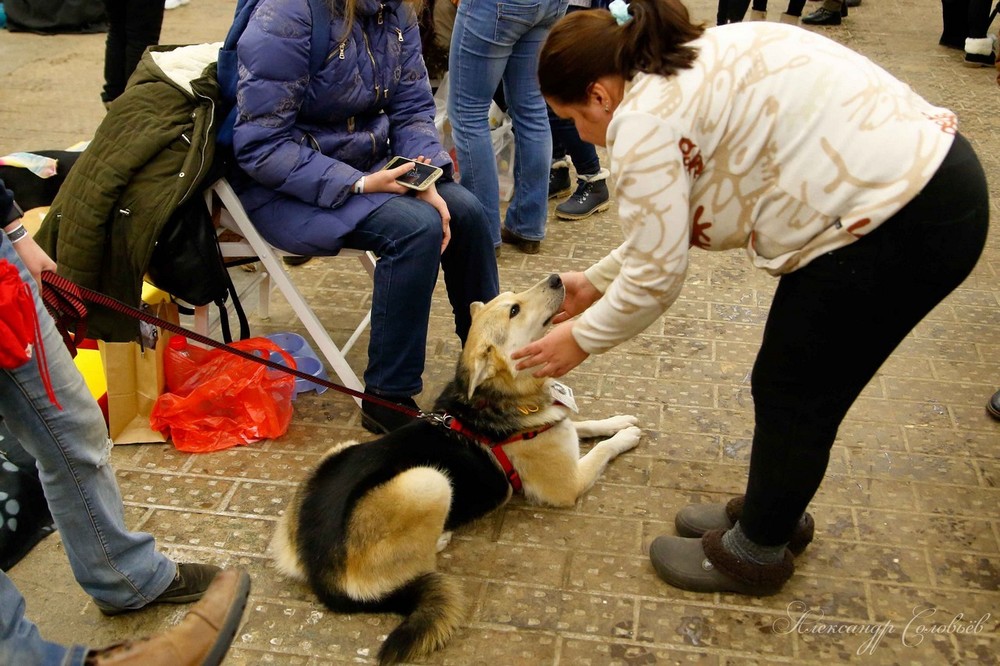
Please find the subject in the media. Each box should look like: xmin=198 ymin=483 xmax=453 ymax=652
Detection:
xmin=509 ymin=304 xmax=520 ymax=318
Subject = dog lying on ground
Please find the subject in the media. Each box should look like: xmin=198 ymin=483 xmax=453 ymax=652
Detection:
xmin=271 ymin=274 xmax=642 ymax=665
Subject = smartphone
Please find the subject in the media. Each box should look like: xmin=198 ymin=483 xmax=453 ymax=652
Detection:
xmin=383 ymin=156 xmax=444 ymax=191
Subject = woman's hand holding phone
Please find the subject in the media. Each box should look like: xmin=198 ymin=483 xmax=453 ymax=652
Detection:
xmin=357 ymin=161 xmax=413 ymax=195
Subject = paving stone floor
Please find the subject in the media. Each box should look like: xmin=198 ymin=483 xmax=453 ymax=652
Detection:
xmin=1 ymin=0 xmax=998 ymax=663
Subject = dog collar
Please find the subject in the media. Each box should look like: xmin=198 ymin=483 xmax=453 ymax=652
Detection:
xmin=440 ymin=416 xmax=557 ymax=492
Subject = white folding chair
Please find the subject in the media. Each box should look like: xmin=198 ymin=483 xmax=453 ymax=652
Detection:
xmin=196 ymin=177 xmax=376 ymax=406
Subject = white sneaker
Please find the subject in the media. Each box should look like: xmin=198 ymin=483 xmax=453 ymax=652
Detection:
xmin=164 ymin=0 xmax=189 ymax=9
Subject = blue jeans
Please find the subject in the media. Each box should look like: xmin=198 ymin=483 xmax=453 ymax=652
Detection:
xmin=343 ymin=181 xmax=499 ymax=396
xmin=0 ymin=237 xmax=176 ymax=666
xmin=449 ymin=0 xmax=568 ymax=244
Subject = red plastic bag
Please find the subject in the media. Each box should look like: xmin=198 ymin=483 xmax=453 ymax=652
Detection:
xmin=150 ymin=337 xmax=296 ymax=453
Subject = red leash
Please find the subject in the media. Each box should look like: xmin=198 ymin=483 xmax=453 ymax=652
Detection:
xmin=39 ymin=271 xmax=418 ymax=418
xmin=41 ymin=271 xmax=554 ymax=490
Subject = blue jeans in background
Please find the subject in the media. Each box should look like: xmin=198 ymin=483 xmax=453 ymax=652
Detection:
xmin=0 ymin=236 xmax=176 ymax=666
xmin=448 ymin=0 xmax=569 ymax=244
xmin=343 ymin=181 xmax=500 ymax=397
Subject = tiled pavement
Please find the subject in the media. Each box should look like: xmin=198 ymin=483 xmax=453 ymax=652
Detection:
xmin=1 ymin=0 xmax=998 ymax=663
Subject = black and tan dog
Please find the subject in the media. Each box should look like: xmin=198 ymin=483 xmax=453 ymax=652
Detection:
xmin=271 ymin=274 xmax=641 ymax=664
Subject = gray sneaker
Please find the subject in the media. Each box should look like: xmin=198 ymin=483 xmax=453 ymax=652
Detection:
xmin=555 ymin=170 xmax=611 ymax=220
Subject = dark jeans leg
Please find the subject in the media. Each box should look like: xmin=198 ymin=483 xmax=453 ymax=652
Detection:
xmin=727 ymin=0 xmax=752 ymax=21
xmin=741 ymin=134 xmax=989 ymax=546
xmin=343 ymin=183 xmax=498 ymax=395
xmin=784 ymin=0 xmax=807 ymax=16
xmin=437 ymin=182 xmax=500 ymax=342
xmin=545 ymin=4 xmax=600 ymax=175
xmin=548 ymin=110 xmax=601 ymax=175
xmin=343 ymin=197 xmax=444 ymax=396
xmin=102 ymin=0 xmax=164 ymax=103
xmin=102 ymin=0 xmax=127 ymax=103
xmin=967 ymin=0 xmax=993 ymax=37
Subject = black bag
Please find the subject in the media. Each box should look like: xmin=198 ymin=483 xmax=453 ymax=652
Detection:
xmin=0 ymin=440 xmax=56 ymax=571
xmin=147 ymin=197 xmax=250 ymax=343
xmin=4 ymin=0 xmax=108 ymax=33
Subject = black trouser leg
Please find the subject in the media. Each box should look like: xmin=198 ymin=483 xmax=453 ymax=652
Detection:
xmin=741 ymin=134 xmax=989 ymax=546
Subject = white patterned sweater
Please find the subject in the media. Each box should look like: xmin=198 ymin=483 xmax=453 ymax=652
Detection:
xmin=573 ymin=22 xmax=958 ymax=355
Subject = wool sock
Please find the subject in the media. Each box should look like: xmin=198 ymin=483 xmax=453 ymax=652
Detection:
xmin=721 ymin=521 xmax=787 ymax=565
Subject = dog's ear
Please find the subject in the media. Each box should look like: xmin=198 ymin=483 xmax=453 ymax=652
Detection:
xmin=469 ymin=301 xmax=484 ymax=317
xmin=466 ymin=344 xmax=496 ymax=399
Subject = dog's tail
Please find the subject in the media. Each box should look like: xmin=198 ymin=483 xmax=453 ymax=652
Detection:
xmin=377 ymin=572 xmax=465 ymax=665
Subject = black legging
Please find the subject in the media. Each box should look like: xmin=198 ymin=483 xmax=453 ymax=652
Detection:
xmin=720 ymin=0 xmax=808 ymax=23
xmin=740 ymin=133 xmax=990 ymax=546
xmin=102 ymin=0 xmax=165 ymax=104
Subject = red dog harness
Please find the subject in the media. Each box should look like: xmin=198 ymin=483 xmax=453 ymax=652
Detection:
xmin=442 ymin=416 xmax=558 ymax=492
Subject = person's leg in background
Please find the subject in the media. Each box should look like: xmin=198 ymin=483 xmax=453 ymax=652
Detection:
xmin=101 ymin=0 xmax=128 ymax=105
xmin=101 ymin=0 xmax=164 ymax=105
xmin=940 ymin=0 xmax=971 ymax=49
xmin=548 ymin=105 xmax=573 ymax=202
xmin=802 ymin=0 xmax=846 ymax=25
xmin=436 ymin=181 xmax=500 ymax=341
xmin=780 ymin=0 xmax=807 ymax=22
xmin=545 ymin=3 xmax=610 ymax=221
xmin=497 ymin=0 xmax=567 ymax=249
xmin=448 ymin=0 xmax=517 ymax=249
xmin=964 ymin=0 xmax=997 ymax=66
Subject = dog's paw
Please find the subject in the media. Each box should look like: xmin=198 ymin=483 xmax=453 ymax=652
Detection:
xmin=611 ymin=425 xmax=642 ymax=453
xmin=436 ymin=531 xmax=453 ymax=553
xmin=607 ymin=414 xmax=639 ymax=432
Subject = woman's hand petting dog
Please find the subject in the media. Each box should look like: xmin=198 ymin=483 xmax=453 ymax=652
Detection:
xmin=513 ymin=320 xmax=589 ymax=378
xmin=514 ymin=271 xmax=600 ymax=377
xmin=551 ymin=271 xmax=602 ymax=324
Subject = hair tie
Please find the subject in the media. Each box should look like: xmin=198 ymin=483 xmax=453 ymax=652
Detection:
xmin=609 ymin=0 xmax=631 ymax=25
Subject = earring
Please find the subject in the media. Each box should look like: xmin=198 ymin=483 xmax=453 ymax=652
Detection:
xmin=604 ymin=104 xmax=610 ymax=113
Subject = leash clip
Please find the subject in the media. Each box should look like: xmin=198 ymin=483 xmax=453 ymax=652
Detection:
xmin=419 ymin=411 xmax=453 ymax=428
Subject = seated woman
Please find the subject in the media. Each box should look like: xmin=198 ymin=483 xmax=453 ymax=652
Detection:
xmin=231 ymin=0 xmax=499 ymax=433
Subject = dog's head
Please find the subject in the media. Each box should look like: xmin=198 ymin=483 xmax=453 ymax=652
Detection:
xmin=459 ymin=274 xmax=565 ymax=400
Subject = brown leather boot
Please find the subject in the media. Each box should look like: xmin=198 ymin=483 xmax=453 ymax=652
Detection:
xmin=85 ymin=569 xmax=251 ymax=666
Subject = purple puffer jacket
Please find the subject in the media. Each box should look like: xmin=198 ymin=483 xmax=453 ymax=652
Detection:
xmin=232 ymin=0 xmax=450 ymax=248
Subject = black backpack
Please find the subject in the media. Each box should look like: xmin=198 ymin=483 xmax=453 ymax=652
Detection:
xmin=147 ymin=196 xmax=250 ymax=343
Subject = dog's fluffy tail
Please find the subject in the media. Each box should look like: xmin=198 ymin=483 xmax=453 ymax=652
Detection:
xmin=377 ymin=572 xmax=465 ymax=665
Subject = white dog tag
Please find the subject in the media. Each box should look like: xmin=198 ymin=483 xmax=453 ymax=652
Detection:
xmin=550 ymin=381 xmax=578 ymax=412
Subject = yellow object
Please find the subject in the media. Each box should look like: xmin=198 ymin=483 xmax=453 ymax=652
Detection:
xmin=74 ymin=348 xmax=107 ymax=399
xmin=142 ymin=284 xmax=172 ymax=304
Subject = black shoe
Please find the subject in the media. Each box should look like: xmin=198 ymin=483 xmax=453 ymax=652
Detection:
xmin=845 ymin=0 xmax=860 ymax=6
xmin=549 ymin=165 xmax=571 ymax=200
xmin=98 ymin=563 xmax=222 ymax=616
xmin=500 ymin=227 xmax=541 ymax=255
xmin=361 ymin=394 xmax=420 ymax=434
xmin=988 ymin=390 xmax=1000 ymax=420
xmin=282 ymin=255 xmax=312 ymax=267
xmin=802 ymin=7 xmax=842 ymax=24
xmin=555 ymin=175 xmax=611 ymax=220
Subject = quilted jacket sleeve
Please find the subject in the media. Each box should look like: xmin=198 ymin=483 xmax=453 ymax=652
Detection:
xmin=233 ymin=0 xmax=364 ymax=209
xmin=384 ymin=7 xmax=452 ymax=176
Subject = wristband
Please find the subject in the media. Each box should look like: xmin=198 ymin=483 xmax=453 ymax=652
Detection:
xmin=5 ymin=224 xmax=28 ymax=244
xmin=353 ymin=176 xmax=366 ymax=194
